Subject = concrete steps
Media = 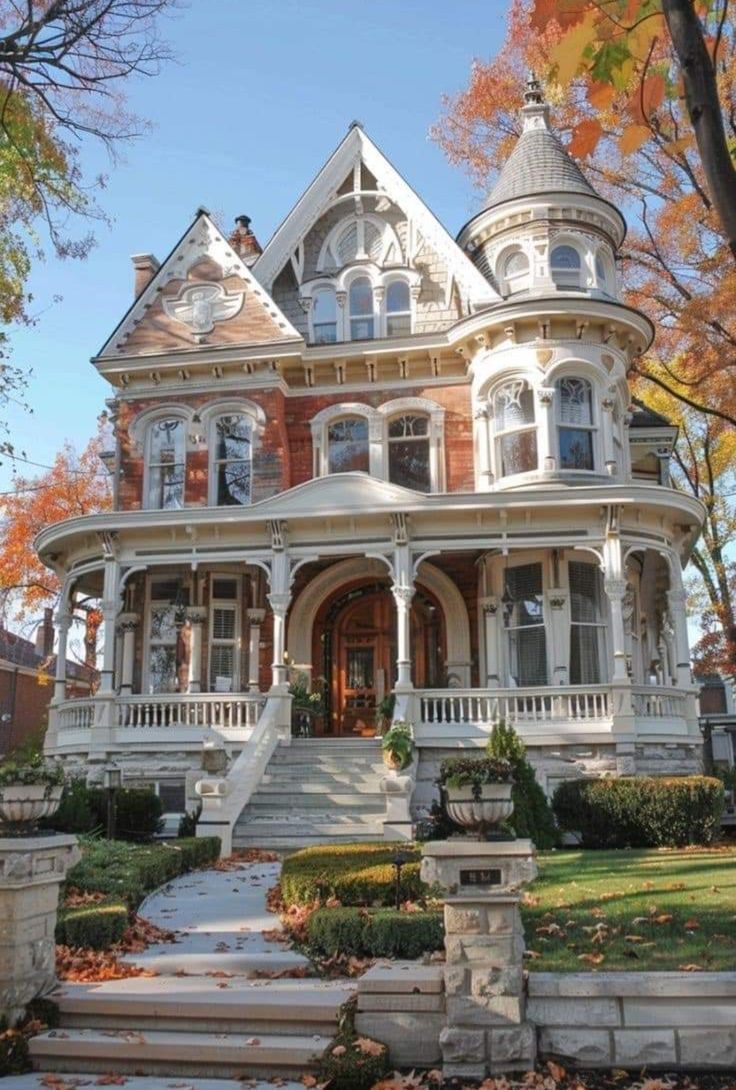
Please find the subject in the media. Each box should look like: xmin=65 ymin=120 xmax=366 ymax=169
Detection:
xmin=234 ymin=738 xmax=389 ymax=849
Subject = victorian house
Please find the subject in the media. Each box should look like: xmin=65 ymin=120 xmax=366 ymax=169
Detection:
xmin=38 ymin=81 xmax=704 ymax=848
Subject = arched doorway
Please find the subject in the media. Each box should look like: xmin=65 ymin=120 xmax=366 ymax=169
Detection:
xmin=312 ymin=580 xmax=446 ymax=736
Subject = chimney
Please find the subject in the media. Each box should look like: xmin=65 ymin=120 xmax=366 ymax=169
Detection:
xmin=131 ymin=253 xmax=160 ymax=297
xmin=35 ymin=608 xmax=55 ymax=659
xmin=228 ymin=215 xmax=262 ymax=267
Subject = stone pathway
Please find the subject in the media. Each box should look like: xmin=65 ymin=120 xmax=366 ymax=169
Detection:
xmin=7 ymin=1077 xmax=306 ymax=1090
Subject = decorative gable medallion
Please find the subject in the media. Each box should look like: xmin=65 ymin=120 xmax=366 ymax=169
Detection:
xmin=163 ymin=281 xmax=245 ymax=337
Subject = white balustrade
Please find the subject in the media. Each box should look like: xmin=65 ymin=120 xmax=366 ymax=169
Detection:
xmin=631 ymin=686 xmax=688 ymax=719
xmin=419 ymin=685 xmax=612 ymax=727
xmin=116 ymin=693 xmax=265 ymax=730
xmin=56 ymin=699 xmax=95 ymax=732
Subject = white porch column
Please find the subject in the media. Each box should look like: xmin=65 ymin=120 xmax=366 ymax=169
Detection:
xmin=481 ymin=597 xmax=500 ymax=685
xmin=53 ymin=611 xmax=73 ymax=703
xmin=546 ymin=590 xmax=570 ymax=684
xmin=269 ymin=594 xmax=290 ymax=689
xmin=247 ymin=608 xmax=265 ymax=692
xmin=474 ymin=407 xmax=493 ymax=490
xmin=601 ymin=393 xmax=616 ymax=475
xmin=99 ymin=556 xmax=121 ymax=696
xmin=392 ymin=583 xmax=415 ymax=691
xmin=186 ymin=607 xmax=207 ymax=693
xmin=117 ymin=612 xmax=139 ymax=695
xmin=604 ymin=577 xmax=630 ymax=684
xmin=667 ymin=578 xmax=692 ymax=690
xmin=537 ymin=387 xmax=556 ymax=472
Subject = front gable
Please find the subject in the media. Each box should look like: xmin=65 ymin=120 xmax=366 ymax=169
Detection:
xmin=250 ymin=470 xmax=431 ymax=518
xmin=97 ymin=212 xmax=302 ymax=360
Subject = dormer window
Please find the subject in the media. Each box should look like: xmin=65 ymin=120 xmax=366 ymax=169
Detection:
xmin=213 ymin=414 xmax=252 ymax=505
xmin=551 ymin=245 xmax=582 ymax=289
xmin=501 ymin=250 xmax=530 ymax=295
xmin=557 ymin=378 xmax=595 ymax=470
xmin=493 ymin=381 xmax=538 ymax=477
xmin=312 ymin=287 xmax=337 ymax=344
xmin=328 ymin=417 xmax=370 ymax=473
xmin=147 ymin=419 xmax=185 ymax=510
xmin=386 ymin=280 xmax=411 ymax=336
xmin=349 ymin=277 xmax=374 ymax=340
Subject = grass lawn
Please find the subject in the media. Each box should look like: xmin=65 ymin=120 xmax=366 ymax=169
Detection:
xmin=521 ymin=845 xmax=736 ymax=971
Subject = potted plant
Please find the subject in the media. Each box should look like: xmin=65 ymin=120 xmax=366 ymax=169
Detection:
xmin=375 ymin=693 xmax=396 ymax=732
xmin=381 ymin=721 xmax=414 ymax=771
xmin=0 ymin=751 xmax=65 ymax=833
xmin=289 ymin=671 xmax=325 ymax=738
xmin=438 ymin=755 xmax=514 ymax=838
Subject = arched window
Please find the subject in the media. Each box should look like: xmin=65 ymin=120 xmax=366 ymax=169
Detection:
xmin=551 ymin=244 xmax=582 ymax=288
xmin=388 ymin=414 xmax=430 ymax=492
xmin=213 ymin=414 xmax=252 ymax=505
xmin=493 ymin=381 xmax=537 ymax=477
xmin=557 ymin=378 xmax=595 ymax=470
xmin=147 ymin=418 xmax=185 ymax=510
xmin=349 ymin=277 xmax=374 ymax=340
xmin=327 ymin=417 xmax=369 ymax=473
xmin=501 ymin=250 xmax=530 ymax=295
xmin=385 ymin=280 xmax=411 ymax=336
xmin=312 ymin=287 xmax=337 ymax=344
xmin=568 ymin=561 xmax=606 ymax=684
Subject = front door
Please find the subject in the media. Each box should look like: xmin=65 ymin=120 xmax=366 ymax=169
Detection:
xmin=335 ymin=591 xmax=394 ymax=736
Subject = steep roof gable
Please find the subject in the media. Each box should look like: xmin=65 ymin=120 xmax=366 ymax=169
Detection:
xmin=97 ymin=211 xmax=302 ymax=360
xmin=253 ymin=124 xmax=498 ymax=309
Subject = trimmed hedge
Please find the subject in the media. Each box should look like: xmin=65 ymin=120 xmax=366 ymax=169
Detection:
xmin=56 ymin=898 xmax=129 ymax=950
xmin=552 ymin=776 xmax=725 ymax=848
xmin=307 ymin=906 xmax=444 ymax=959
xmin=88 ymin=788 xmax=164 ymax=841
xmin=280 ymin=843 xmax=424 ymax=907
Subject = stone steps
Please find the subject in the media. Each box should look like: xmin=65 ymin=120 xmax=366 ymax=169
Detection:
xmin=9 ymin=1076 xmax=306 ymax=1090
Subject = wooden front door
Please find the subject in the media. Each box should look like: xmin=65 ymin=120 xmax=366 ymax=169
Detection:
xmin=335 ymin=591 xmax=395 ymax=736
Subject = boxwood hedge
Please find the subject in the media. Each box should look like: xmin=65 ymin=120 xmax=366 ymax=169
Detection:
xmin=280 ymin=842 xmax=424 ymax=907
xmin=307 ymin=906 xmax=444 ymax=959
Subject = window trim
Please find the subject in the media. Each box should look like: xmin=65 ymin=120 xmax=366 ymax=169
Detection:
xmin=556 ymin=376 xmax=598 ymax=473
xmin=317 ymin=214 xmax=402 ymax=272
xmin=497 ymin=246 xmax=531 ymax=296
xmin=550 ymin=241 xmax=584 ymax=289
xmin=301 ymin=267 xmax=420 ymax=343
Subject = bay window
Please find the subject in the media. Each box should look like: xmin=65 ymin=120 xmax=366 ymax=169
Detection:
xmin=557 ymin=378 xmax=595 ymax=470
xmin=147 ymin=419 xmax=185 ymax=510
xmin=493 ymin=380 xmax=538 ymax=477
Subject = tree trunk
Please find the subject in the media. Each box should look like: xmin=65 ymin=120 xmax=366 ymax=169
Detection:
xmin=662 ymin=0 xmax=736 ymax=260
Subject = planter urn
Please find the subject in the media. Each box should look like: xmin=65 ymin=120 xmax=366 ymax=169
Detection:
xmin=445 ymin=781 xmax=514 ymax=839
xmin=0 ymin=784 xmax=63 ymax=833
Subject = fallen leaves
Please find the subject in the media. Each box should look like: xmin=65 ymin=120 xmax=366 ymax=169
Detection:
xmin=577 ymin=952 xmax=605 ymax=965
xmin=56 ymin=944 xmax=157 ymax=982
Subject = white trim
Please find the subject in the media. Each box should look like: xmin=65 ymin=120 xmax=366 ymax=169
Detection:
xmin=317 ymin=213 xmax=403 ymax=272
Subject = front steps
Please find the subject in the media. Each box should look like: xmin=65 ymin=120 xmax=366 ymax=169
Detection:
xmin=29 ymin=976 xmax=354 ymax=1079
xmin=233 ymin=737 xmax=388 ymax=850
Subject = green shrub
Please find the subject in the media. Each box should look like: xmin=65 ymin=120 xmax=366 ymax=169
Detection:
xmin=438 ymin=754 xmax=512 ymax=796
xmin=56 ymin=898 xmax=129 ymax=949
xmin=87 ymin=787 xmax=163 ymax=841
xmin=178 ymin=806 xmax=201 ymax=838
xmin=307 ymin=906 xmax=444 ymax=959
xmin=318 ymin=1031 xmax=389 ymax=1090
xmin=172 ymin=836 xmax=220 ymax=870
xmin=553 ymin=776 xmax=725 ymax=848
xmin=40 ymin=778 xmax=99 ymax=834
xmin=280 ymin=843 xmax=424 ymax=907
xmin=486 ymin=721 xmax=558 ymax=849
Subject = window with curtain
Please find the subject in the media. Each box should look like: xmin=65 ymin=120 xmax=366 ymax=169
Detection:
xmin=327 ymin=416 xmax=369 ymax=473
xmin=386 ymin=280 xmax=411 ymax=336
xmin=558 ymin=377 xmax=595 ymax=470
xmin=147 ymin=419 xmax=185 ymax=509
xmin=569 ymin=562 xmax=605 ymax=684
xmin=504 ymin=563 xmax=547 ymax=686
xmin=214 ymin=415 xmax=252 ymax=505
xmin=551 ymin=244 xmax=582 ymax=288
xmin=349 ymin=277 xmax=374 ymax=339
xmin=312 ymin=288 xmax=337 ymax=344
xmin=388 ymin=414 xmax=431 ymax=492
xmin=493 ymin=381 xmax=538 ymax=477
xmin=502 ymin=250 xmax=530 ymax=295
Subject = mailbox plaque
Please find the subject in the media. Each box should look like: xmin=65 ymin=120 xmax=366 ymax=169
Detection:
xmin=459 ymin=867 xmax=502 ymax=887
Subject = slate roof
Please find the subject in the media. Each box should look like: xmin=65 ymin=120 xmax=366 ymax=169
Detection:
xmin=485 ymin=125 xmax=599 ymax=210
xmin=629 ymin=397 xmax=674 ymax=429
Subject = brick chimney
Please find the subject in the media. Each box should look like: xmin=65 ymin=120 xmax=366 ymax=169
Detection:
xmin=228 ymin=215 xmax=262 ymax=267
xmin=35 ymin=608 xmax=54 ymax=659
xmin=131 ymin=253 xmax=160 ymax=297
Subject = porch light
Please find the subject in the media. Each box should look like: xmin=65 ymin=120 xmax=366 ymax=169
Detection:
xmin=103 ymin=764 xmax=122 ymax=791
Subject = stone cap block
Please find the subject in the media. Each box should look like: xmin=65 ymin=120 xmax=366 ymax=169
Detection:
xmin=422 ymin=839 xmax=535 ymax=860
xmin=529 ymin=971 xmax=736 ymax=998
xmin=358 ymin=961 xmax=444 ymax=994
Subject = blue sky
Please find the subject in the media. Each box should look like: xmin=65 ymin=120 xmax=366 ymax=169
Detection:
xmin=0 ymin=0 xmax=508 ymax=490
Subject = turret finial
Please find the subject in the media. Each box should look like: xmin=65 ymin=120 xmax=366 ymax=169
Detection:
xmin=524 ymin=72 xmax=545 ymax=106
xmin=521 ymin=72 xmax=550 ymax=132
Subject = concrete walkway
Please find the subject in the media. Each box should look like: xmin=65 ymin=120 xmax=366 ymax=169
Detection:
xmin=7 ymin=1077 xmax=307 ymax=1090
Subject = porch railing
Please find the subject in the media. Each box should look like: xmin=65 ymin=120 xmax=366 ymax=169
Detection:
xmin=631 ymin=686 xmax=689 ymax=719
xmin=419 ymin=685 xmax=612 ymax=727
xmin=116 ymin=692 xmax=265 ymax=729
xmin=57 ymin=698 xmax=95 ymax=732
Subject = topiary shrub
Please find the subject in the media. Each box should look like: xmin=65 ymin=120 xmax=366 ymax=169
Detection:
xmin=307 ymin=906 xmax=367 ymax=956
xmin=553 ymin=775 xmax=725 ymax=848
xmin=172 ymin=835 xmax=221 ymax=870
xmin=307 ymin=906 xmax=444 ymax=959
xmin=280 ymin=843 xmax=424 ymax=907
xmin=486 ymin=720 xmax=558 ymax=848
xmin=56 ymin=898 xmax=129 ymax=949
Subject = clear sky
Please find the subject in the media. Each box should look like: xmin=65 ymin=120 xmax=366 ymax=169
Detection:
xmin=0 ymin=0 xmax=508 ymax=490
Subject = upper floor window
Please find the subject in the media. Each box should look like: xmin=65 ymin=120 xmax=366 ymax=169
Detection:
xmin=214 ymin=414 xmax=252 ymax=505
xmin=388 ymin=414 xmax=430 ymax=492
xmin=551 ymin=244 xmax=582 ymax=289
xmin=557 ymin=378 xmax=595 ymax=470
xmin=386 ymin=280 xmax=411 ymax=336
xmin=349 ymin=277 xmax=374 ymax=340
xmin=147 ymin=418 xmax=185 ymax=510
xmin=327 ymin=417 xmax=370 ymax=473
xmin=501 ymin=250 xmax=530 ymax=295
xmin=493 ymin=381 xmax=537 ymax=477
xmin=312 ymin=287 xmax=337 ymax=344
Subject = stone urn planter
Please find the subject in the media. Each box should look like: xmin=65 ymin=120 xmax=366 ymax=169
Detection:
xmin=445 ymin=781 xmax=514 ymax=839
xmin=0 ymin=783 xmax=64 ymax=831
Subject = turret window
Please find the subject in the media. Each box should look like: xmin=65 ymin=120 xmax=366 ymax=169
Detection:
xmin=501 ymin=250 xmax=530 ymax=295
xmin=327 ymin=417 xmax=370 ymax=473
xmin=385 ymin=280 xmax=411 ymax=336
xmin=388 ymin=413 xmax=430 ymax=492
xmin=214 ymin=415 xmax=252 ymax=505
xmin=147 ymin=419 xmax=185 ymax=510
xmin=349 ymin=277 xmax=374 ymax=340
xmin=557 ymin=378 xmax=595 ymax=470
xmin=493 ymin=381 xmax=538 ymax=477
xmin=312 ymin=287 xmax=337 ymax=344
xmin=551 ymin=245 xmax=582 ymax=288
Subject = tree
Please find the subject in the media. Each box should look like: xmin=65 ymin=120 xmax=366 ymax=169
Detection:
xmin=0 ymin=429 xmax=112 ymax=667
xmin=0 ymin=0 xmax=176 ymax=456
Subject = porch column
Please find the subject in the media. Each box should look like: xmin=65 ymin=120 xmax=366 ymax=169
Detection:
xmin=537 ymin=387 xmax=556 ymax=472
xmin=99 ymin=556 xmax=121 ymax=696
xmin=601 ymin=393 xmax=616 ymax=475
xmin=392 ymin=583 xmax=415 ymax=691
xmin=604 ymin=578 xmax=630 ymax=683
xmin=186 ymin=607 xmax=207 ymax=693
xmin=667 ymin=586 xmax=692 ymax=689
xmin=117 ymin=612 xmax=139 ymax=695
xmin=53 ymin=611 xmax=73 ymax=703
xmin=546 ymin=590 xmax=569 ymax=684
xmin=247 ymin=608 xmax=265 ymax=692
xmin=481 ymin=597 xmax=500 ymax=685
xmin=474 ymin=407 xmax=493 ymax=489
xmin=269 ymin=594 xmax=290 ymax=689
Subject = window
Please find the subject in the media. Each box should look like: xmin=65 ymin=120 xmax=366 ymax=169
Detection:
xmin=501 ymin=250 xmax=530 ymax=295
xmin=312 ymin=288 xmax=337 ymax=344
xmin=569 ymin=562 xmax=605 ymax=684
xmin=493 ymin=381 xmax=538 ymax=477
xmin=551 ymin=245 xmax=582 ymax=288
xmin=214 ymin=415 xmax=251 ymax=505
xmin=349 ymin=277 xmax=374 ymax=339
xmin=388 ymin=414 xmax=430 ymax=492
xmin=147 ymin=419 xmax=185 ymax=510
xmin=386 ymin=280 xmax=411 ymax=336
xmin=209 ymin=577 xmax=239 ymax=691
xmin=147 ymin=578 xmax=188 ymax=694
xmin=595 ymin=252 xmax=608 ymax=291
xmin=558 ymin=378 xmax=595 ymax=470
xmin=503 ymin=563 xmax=547 ymax=686
xmin=327 ymin=417 xmax=369 ymax=473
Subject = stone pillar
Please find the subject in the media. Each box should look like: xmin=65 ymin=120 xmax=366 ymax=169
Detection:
xmin=116 ymin=612 xmax=139 ymax=695
xmin=186 ymin=607 xmax=207 ymax=693
xmin=53 ymin=611 xmax=72 ymax=703
xmin=247 ymin=608 xmax=266 ymax=692
xmin=0 ymin=834 xmax=80 ymax=1025
xmin=421 ymin=840 xmax=538 ymax=1080
xmin=481 ymin=597 xmax=500 ymax=685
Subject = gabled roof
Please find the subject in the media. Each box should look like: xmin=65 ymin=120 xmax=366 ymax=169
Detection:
xmin=97 ymin=210 xmax=302 ymax=360
xmin=253 ymin=124 xmax=498 ymax=308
